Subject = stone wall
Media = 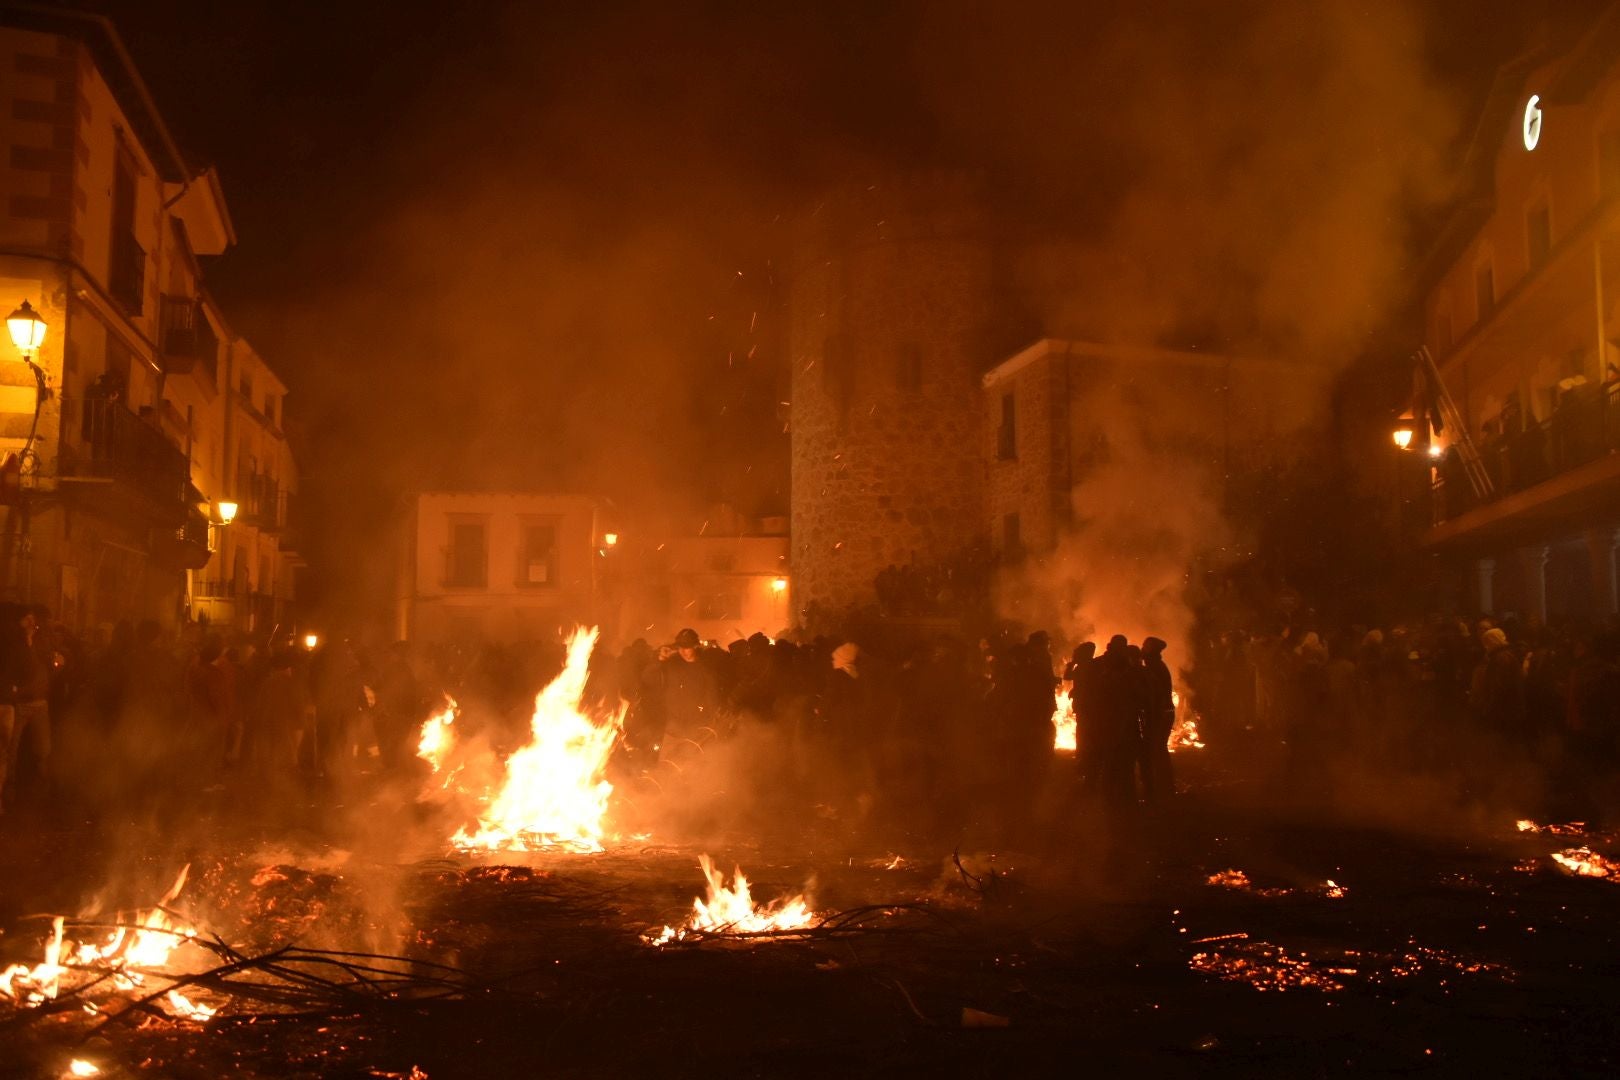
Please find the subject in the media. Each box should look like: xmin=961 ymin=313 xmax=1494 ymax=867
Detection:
xmin=787 ymin=175 xmax=993 ymax=612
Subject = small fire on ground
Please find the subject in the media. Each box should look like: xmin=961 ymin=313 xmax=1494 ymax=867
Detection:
xmin=1515 ymin=820 xmax=1620 ymax=880
xmin=649 ymin=855 xmax=815 ymax=944
xmin=1205 ymin=869 xmax=1346 ymax=898
xmin=1550 ymin=848 xmax=1620 ymax=880
xmin=0 ymin=866 xmax=214 ymax=1022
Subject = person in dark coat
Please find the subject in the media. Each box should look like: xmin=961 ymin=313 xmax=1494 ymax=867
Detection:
xmin=657 ymin=628 xmax=722 ymax=760
xmin=1138 ymin=637 xmax=1176 ymax=806
xmin=1089 ymin=635 xmax=1143 ymax=814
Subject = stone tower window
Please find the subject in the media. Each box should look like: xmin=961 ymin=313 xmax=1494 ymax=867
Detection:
xmin=997 ymin=392 xmax=1017 ymax=460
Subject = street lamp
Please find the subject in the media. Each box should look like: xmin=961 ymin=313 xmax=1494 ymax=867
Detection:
xmin=5 ymin=300 xmax=48 ymax=602
xmin=771 ymin=575 xmax=788 ymax=594
xmin=1392 ymin=421 xmax=1415 ymax=450
xmin=215 ymin=500 xmax=238 ymax=525
xmin=302 ymin=632 xmax=319 ymax=650
xmin=603 ymin=532 xmax=619 ymax=547
xmin=7 ymin=300 xmax=46 ymax=356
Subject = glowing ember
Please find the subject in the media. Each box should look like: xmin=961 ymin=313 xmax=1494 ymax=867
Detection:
xmin=651 ymin=855 xmax=815 ymax=944
xmin=1206 ymin=869 xmax=1252 ymax=889
xmin=1203 ymin=869 xmax=1346 ymax=898
xmin=1516 ymin=819 xmax=1590 ymax=837
xmin=1189 ymin=940 xmax=1346 ymax=992
xmin=416 ymin=694 xmax=459 ymax=773
xmin=1051 ymin=685 xmax=1077 ymax=752
xmin=164 ymin=988 xmax=217 ymax=1022
xmin=1550 ymin=847 xmax=1620 ymax=880
xmin=453 ymin=627 xmax=624 ymax=853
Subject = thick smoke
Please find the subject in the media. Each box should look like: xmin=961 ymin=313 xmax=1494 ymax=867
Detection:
xmin=964 ymin=0 xmax=1460 ymax=666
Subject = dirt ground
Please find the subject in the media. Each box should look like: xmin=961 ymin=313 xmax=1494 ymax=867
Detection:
xmin=1 ymin=753 xmax=1618 ymax=1079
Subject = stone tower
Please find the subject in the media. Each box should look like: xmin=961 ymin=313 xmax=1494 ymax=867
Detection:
xmin=787 ymin=174 xmax=994 ymax=614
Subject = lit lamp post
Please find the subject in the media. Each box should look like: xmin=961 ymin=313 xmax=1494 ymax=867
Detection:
xmin=5 ymin=300 xmax=48 ymax=601
xmin=1391 ymin=419 xmax=1418 ymax=544
xmin=6 ymin=300 xmax=49 ymax=455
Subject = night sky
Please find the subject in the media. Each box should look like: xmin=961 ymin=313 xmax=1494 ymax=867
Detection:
xmin=69 ymin=0 xmax=1582 ymax=617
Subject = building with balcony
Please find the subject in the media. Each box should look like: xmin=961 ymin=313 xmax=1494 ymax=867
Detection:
xmin=0 ymin=5 xmax=299 ymax=634
xmin=1416 ymin=10 xmax=1620 ymax=621
xmin=184 ymin=336 xmax=301 ymax=634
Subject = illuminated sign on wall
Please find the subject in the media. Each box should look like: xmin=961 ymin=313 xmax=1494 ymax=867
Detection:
xmin=1523 ymin=94 xmax=1543 ymax=151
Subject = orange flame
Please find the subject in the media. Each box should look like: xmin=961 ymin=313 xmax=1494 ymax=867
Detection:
xmin=651 ymin=855 xmax=815 ymax=944
xmin=453 ymin=628 xmax=623 ymax=853
xmin=1551 ymin=847 xmax=1619 ymax=880
xmin=1051 ymin=685 xmax=1077 ymax=752
xmin=416 ymin=695 xmax=459 ymax=774
xmin=2 ymin=866 xmax=203 ymax=1017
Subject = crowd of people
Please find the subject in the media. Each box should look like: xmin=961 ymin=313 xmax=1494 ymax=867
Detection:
xmin=1 ymin=601 xmax=1616 ymax=829
xmin=1193 ymin=614 xmax=1620 ymax=813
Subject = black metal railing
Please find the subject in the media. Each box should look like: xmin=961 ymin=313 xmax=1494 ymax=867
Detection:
xmin=1432 ymin=380 xmax=1620 ymax=525
xmin=158 ymin=295 xmax=219 ymax=381
xmin=240 ymin=473 xmax=283 ymax=530
xmin=79 ymin=399 xmax=189 ymax=511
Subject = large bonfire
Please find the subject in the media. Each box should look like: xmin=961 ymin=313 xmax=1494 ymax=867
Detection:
xmin=437 ymin=627 xmax=625 ymax=853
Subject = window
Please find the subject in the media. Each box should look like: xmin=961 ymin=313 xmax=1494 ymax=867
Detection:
xmin=517 ymin=521 xmax=558 ymax=586
xmin=264 ymin=394 xmax=277 ymax=426
xmin=1002 ymin=512 xmax=1022 ymax=557
xmin=239 ymin=373 xmax=253 ymax=401
xmin=1526 ymin=201 xmax=1551 ymax=268
xmin=445 ymin=519 xmax=488 ymax=587
xmin=997 ymin=391 xmax=1017 ymax=460
xmin=109 ymin=143 xmax=144 ymax=314
xmin=896 ymin=343 xmax=924 ymax=393
xmin=1475 ymin=262 xmax=1495 ymax=323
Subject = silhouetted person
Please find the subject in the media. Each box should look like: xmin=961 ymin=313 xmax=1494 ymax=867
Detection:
xmin=1138 ymin=637 xmax=1175 ymax=806
xmin=1090 ymin=635 xmax=1143 ymax=815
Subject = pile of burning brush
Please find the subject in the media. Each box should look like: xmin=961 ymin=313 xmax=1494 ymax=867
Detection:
xmin=1517 ymin=820 xmax=1620 ymax=882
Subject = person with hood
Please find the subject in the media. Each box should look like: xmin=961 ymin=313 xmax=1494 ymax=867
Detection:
xmin=1138 ymin=637 xmax=1176 ymax=806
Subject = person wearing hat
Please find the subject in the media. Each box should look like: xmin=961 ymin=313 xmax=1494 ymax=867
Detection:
xmin=657 ymin=628 xmax=720 ymax=760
